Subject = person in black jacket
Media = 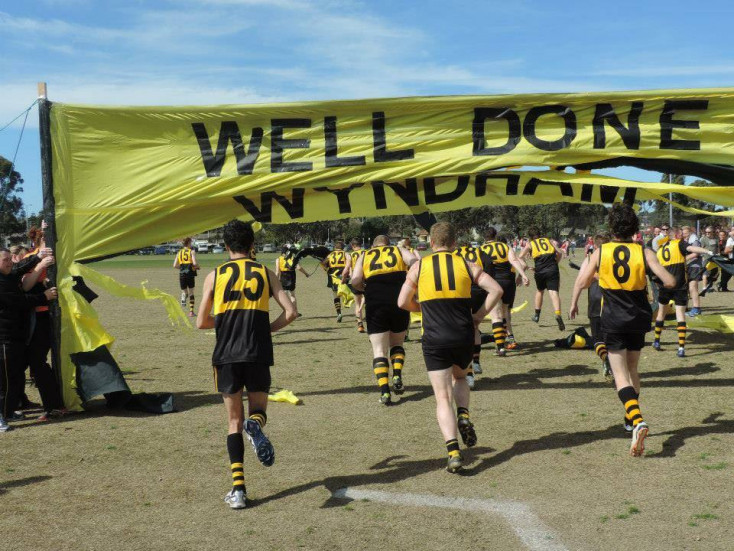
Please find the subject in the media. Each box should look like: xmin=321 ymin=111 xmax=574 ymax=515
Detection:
xmin=0 ymin=248 xmax=57 ymax=431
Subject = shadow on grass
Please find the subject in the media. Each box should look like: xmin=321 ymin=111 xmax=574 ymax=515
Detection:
xmin=646 ymin=412 xmax=734 ymax=459
xmin=0 ymin=475 xmax=53 ymax=495
xmin=254 ymin=424 xmax=627 ymax=507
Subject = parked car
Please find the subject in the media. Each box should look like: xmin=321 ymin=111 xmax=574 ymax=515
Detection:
xmin=154 ymin=246 xmax=168 ymax=255
xmin=211 ymin=245 xmax=225 ymax=254
xmin=261 ymin=243 xmax=276 ymax=253
xmin=137 ymin=247 xmax=155 ymax=255
xmin=196 ymin=243 xmax=210 ymax=254
xmin=416 ymin=242 xmax=428 ymax=251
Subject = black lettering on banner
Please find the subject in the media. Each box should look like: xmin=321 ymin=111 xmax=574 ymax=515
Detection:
xmin=593 ymin=102 xmax=644 ymax=149
xmin=472 ymin=108 xmax=521 ymax=156
xmin=372 ymin=111 xmax=414 ymax=162
xmin=522 ymin=178 xmax=574 ymax=197
xmin=314 ymin=183 xmax=364 ymax=214
xmin=580 ymin=183 xmax=593 ymax=202
xmin=599 ymin=185 xmax=621 ymax=203
xmin=474 ymin=173 xmax=520 ymax=197
xmin=220 ymin=262 xmax=243 ymax=303
xmin=523 ymin=105 xmax=577 ymax=151
xmin=192 ymin=121 xmax=263 ymax=177
xmin=324 ymin=116 xmax=366 ymax=168
xmin=233 ymin=189 xmax=305 ymax=222
xmin=612 ymin=246 xmax=631 ymax=284
xmin=659 ymin=99 xmax=709 ymax=150
xmin=371 ymin=179 xmax=420 ymax=210
xmin=622 ymin=187 xmax=638 ymax=204
xmin=425 ymin=175 xmax=469 ymax=205
xmin=271 ymin=118 xmax=313 ymax=173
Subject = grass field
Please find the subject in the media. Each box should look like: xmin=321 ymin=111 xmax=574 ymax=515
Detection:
xmin=2 ymin=253 xmax=733 ymax=550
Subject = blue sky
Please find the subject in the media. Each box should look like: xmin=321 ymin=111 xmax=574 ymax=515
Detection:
xmin=1 ymin=0 xmax=733 ymax=213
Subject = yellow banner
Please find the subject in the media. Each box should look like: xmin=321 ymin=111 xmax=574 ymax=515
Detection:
xmin=48 ymin=88 xmax=734 ymax=409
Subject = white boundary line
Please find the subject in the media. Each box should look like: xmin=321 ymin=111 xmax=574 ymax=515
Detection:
xmin=332 ymin=487 xmax=568 ymax=551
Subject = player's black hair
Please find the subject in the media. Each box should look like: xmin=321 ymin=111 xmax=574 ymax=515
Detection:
xmin=485 ymin=226 xmax=497 ymax=240
xmin=223 ymin=220 xmax=255 ymax=254
xmin=608 ymin=203 xmax=639 ymax=239
xmin=527 ymin=227 xmax=540 ymax=239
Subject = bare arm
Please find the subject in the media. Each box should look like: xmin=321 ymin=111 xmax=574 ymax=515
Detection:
xmin=297 ymin=264 xmax=309 ymax=277
xmin=341 ymin=254 xmax=352 ymax=279
xmin=470 ymin=263 xmax=503 ymax=320
xmin=196 ymin=271 xmax=216 ymax=329
xmin=173 ymin=254 xmax=179 ymax=268
xmin=568 ymin=255 xmax=593 ymax=320
xmin=518 ymin=244 xmax=531 ymax=260
xmin=350 ymin=255 xmax=365 ymax=290
xmin=507 ymin=248 xmax=530 ymax=286
xmin=274 ymin=259 xmax=281 ymax=278
xmin=399 ymin=246 xmax=418 ymax=267
xmin=645 ymin=249 xmax=676 ymax=289
xmin=268 ymin=268 xmax=297 ymax=331
xmin=397 ymin=263 xmax=421 ymax=312
xmin=191 ymin=251 xmax=199 ymax=270
xmin=685 ymin=245 xmax=713 ymax=256
xmin=21 ymin=256 xmax=54 ymax=291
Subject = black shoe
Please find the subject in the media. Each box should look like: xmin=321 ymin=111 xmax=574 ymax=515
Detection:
xmin=458 ymin=417 xmax=477 ymax=447
xmin=555 ymin=315 xmax=565 ymax=331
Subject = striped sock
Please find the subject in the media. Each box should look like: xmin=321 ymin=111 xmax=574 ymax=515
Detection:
xmin=594 ymin=342 xmax=608 ymax=362
xmin=677 ymin=322 xmax=687 ymax=349
xmin=472 ymin=344 xmax=481 ymax=363
xmin=389 ymin=346 xmax=405 ymax=379
xmin=227 ymin=433 xmax=246 ymax=492
xmin=189 ymin=294 xmax=195 ymax=314
xmin=446 ymin=438 xmax=461 ymax=459
xmin=457 ymin=406 xmax=470 ymax=421
xmin=333 ymin=297 xmax=341 ymax=314
xmin=654 ymin=320 xmax=664 ymax=344
xmin=248 ymin=410 xmax=267 ymax=428
xmin=373 ymin=357 xmax=390 ymax=394
xmin=492 ymin=322 xmax=506 ymax=351
xmin=554 ymin=309 xmax=561 ymax=317
xmin=618 ymin=386 xmax=643 ymax=427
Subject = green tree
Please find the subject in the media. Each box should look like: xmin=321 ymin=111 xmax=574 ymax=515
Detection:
xmin=0 ymin=156 xmax=25 ymax=236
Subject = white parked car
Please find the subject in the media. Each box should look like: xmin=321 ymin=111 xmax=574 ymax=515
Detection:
xmin=211 ymin=246 xmax=225 ymax=254
xmin=262 ymin=243 xmax=276 ymax=253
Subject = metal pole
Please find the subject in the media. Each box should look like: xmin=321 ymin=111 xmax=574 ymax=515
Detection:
xmin=37 ymin=82 xmax=64 ymax=395
xmin=668 ymin=174 xmax=673 ymax=228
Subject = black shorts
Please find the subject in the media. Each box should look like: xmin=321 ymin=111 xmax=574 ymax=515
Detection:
xmin=365 ymin=303 xmax=410 ymax=335
xmin=534 ymin=270 xmax=560 ymax=292
xmin=471 ymin=288 xmax=488 ymax=314
xmin=604 ymin=332 xmax=646 ymax=351
xmin=497 ymin=278 xmax=516 ymax=306
xmin=326 ymin=270 xmax=341 ymax=292
xmin=589 ymin=316 xmax=604 ymax=344
xmin=213 ymin=362 xmax=271 ymax=394
xmin=422 ymin=345 xmax=473 ymax=372
xmin=687 ymin=265 xmax=703 ymax=282
xmin=280 ymin=271 xmax=296 ymax=291
xmin=658 ymin=288 xmax=688 ymax=307
xmin=179 ymin=272 xmax=196 ymax=290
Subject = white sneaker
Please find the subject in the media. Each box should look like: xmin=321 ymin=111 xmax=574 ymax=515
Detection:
xmin=630 ymin=421 xmax=649 ymax=457
xmin=472 ymin=360 xmax=482 ymax=374
xmin=224 ymin=488 xmax=247 ymax=509
xmin=0 ymin=416 xmax=12 ymax=432
xmin=466 ymin=374 xmax=475 ymax=390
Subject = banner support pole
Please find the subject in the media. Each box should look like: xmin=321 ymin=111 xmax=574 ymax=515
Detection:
xmin=37 ymin=82 xmax=64 ymax=397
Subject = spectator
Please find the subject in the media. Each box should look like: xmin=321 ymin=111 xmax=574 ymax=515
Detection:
xmin=721 ymin=228 xmax=734 ymax=292
xmin=0 ymin=248 xmax=57 ymax=431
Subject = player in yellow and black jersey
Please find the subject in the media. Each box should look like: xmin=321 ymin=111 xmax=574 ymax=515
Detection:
xmin=481 ymin=227 xmax=530 ymax=351
xmin=197 ymin=220 xmax=297 ymax=510
xmin=399 ymin=222 xmax=502 ymax=473
xmin=570 ymin=204 xmax=675 ymax=457
xmin=274 ymin=246 xmax=309 ymax=313
xmin=341 ymin=238 xmax=367 ymax=333
xmin=173 ymin=237 xmax=200 ymax=317
xmin=351 ymin=236 xmax=417 ymax=405
xmin=453 ymin=242 xmax=503 ymax=384
xmin=321 ymin=240 xmax=348 ymax=322
xmin=652 ymin=236 xmax=712 ymax=357
xmin=519 ymin=229 xmax=565 ymax=330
